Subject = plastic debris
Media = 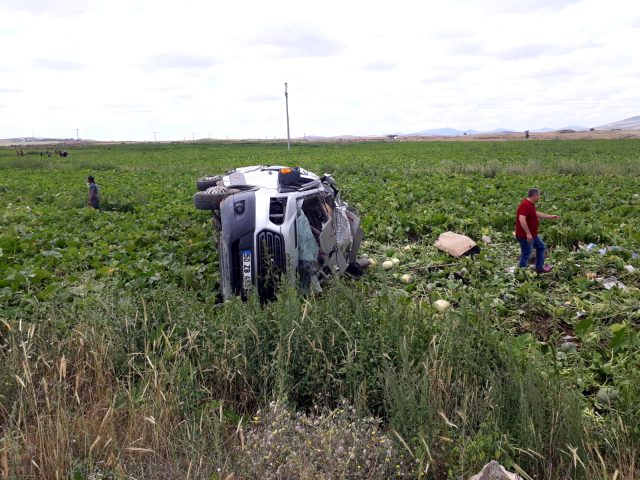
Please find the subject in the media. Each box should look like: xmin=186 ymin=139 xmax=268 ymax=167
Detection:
xmin=624 ymin=265 xmax=635 ymax=274
xmin=587 ymin=244 xmax=635 ymax=257
xmin=481 ymin=235 xmax=492 ymax=244
xmin=599 ymin=277 xmax=627 ymax=291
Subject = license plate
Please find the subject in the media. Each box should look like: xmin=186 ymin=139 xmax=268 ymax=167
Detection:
xmin=241 ymin=249 xmax=252 ymax=291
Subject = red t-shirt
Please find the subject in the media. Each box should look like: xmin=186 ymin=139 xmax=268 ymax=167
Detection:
xmin=515 ymin=198 xmax=539 ymax=239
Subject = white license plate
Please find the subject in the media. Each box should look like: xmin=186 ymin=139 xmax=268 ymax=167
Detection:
xmin=241 ymin=249 xmax=252 ymax=291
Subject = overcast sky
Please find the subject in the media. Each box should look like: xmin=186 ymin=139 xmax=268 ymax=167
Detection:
xmin=1 ymin=0 xmax=639 ymax=140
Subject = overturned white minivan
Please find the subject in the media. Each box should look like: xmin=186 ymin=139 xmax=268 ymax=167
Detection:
xmin=194 ymin=166 xmax=367 ymax=301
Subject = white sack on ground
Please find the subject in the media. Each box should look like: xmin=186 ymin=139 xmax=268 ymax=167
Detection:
xmin=434 ymin=232 xmax=479 ymax=257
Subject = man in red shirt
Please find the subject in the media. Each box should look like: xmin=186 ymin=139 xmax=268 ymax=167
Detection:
xmin=515 ymin=188 xmax=560 ymax=273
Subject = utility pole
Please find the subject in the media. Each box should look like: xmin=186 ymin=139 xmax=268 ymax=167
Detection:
xmin=192 ymin=132 xmax=195 ymax=141
xmin=284 ymin=82 xmax=291 ymax=151
xmin=75 ymin=128 xmax=79 ymax=141
xmin=153 ymin=131 xmax=158 ymax=142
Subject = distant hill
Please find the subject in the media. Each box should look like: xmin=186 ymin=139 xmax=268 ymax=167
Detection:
xmin=406 ymin=128 xmax=466 ymax=137
xmin=485 ymin=128 xmax=517 ymax=134
xmin=596 ymin=115 xmax=640 ymax=130
xmin=560 ymin=125 xmax=589 ymax=132
xmin=405 ymin=127 xmax=516 ymax=137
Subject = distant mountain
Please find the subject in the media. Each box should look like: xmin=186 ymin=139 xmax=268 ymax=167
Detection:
xmin=484 ymin=128 xmax=516 ymax=134
xmin=405 ymin=127 xmax=517 ymax=137
xmin=407 ymin=128 xmax=466 ymax=136
xmin=596 ymin=115 xmax=640 ymax=130
xmin=559 ymin=125 xmax=589 ymax=131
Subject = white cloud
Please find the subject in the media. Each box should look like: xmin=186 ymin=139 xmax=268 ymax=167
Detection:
xmin=491 ymin=43 xmax=575 ymax=60
xmin=0 ymin=0 xmax=95 ymax=16
xmin=246 ymin=94 xmax=280 ymax=102
xmin=141 ymin=54 xmax=221 ymax=71
xmin=467 ymin=0 xmax=581 ymax=13
xmin=360 ymin=61 xmax=396 ymax=72
xmin=32 ymin=58 xmax=88 ymax=70
xmin=248 ymin=26 xmax=344 ymax=58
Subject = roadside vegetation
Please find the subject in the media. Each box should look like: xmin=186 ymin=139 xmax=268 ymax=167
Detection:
xmin=1 ymin=140 xmax=638 ymax=479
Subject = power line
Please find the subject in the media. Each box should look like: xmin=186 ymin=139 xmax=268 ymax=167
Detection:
xmin=285 ymin=82 xmax=291 ymax=152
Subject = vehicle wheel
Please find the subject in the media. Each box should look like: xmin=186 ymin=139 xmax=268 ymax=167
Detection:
xmin=196 ymin=175 xmax=222 ymax=191
xmin=194 ymin=187 xmax=233 ymax=210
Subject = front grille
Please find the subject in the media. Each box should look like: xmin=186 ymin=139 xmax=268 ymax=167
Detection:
xmin=257 ymin=230 xmax=286 ymax=300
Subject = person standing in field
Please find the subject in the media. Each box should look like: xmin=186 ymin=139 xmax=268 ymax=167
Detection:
xmin=515 ymin=188 xmax=559 ymax=273
xmin=87 ymin=175 xmax=100 ymax=209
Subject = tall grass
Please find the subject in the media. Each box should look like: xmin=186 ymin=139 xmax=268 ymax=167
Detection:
xmin=1 ymin=284 xmax=635 ymax=478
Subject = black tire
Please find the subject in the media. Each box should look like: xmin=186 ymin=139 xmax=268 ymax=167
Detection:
xmin=196 ymin=175 xmax=222 ymax=191
xmin=194 ymin=189 xmax=232 ymax=210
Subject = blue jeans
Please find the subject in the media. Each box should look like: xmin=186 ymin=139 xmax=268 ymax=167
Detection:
xmin=518 ymin=236 xmax=545 ymax=270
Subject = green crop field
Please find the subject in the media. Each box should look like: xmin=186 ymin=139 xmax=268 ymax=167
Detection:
xmin=1 ymin=140 xmax=639 ymax=479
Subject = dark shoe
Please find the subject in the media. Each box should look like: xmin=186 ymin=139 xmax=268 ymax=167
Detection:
xmin=536 ymin=265 xmax=553 ymax=274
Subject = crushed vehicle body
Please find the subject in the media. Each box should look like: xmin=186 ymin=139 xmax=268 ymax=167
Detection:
xmin=193 ymin=165 xmax=367 ymax=302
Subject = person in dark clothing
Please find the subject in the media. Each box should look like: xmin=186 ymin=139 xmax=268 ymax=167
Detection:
xmin=87 ymin=176 xmax=100 ymax=209
xmin=515 ymin=188 xmax=559 ymax=273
